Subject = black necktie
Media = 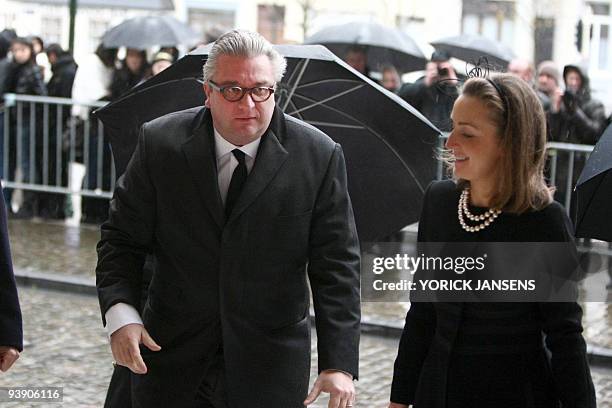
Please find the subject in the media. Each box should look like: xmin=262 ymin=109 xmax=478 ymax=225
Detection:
xmin=225 ymin=149 xmax=247 ymax=218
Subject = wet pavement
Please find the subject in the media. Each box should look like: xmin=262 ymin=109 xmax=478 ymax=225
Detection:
xmin=1 ymin=286 xmax=612 ymax=407
xmin=8 ymin=219 xmax=99 ymax=281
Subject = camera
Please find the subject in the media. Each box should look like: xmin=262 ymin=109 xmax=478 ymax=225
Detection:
xmin=562 ymin=90 xmax=578 ymax=113
xmin=437 ymin=67 xmax=449 ymax=77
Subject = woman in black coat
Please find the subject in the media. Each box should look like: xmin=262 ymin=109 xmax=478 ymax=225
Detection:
xmin=389 ymin=74 xmax=596 ymax=407
xmin=4 ymin=37 xmax=47 ymax=217
xmin=0 ymin=184 xmax=22 ymax=372
xmin=109 ymin=48 xmax=149 ymax=101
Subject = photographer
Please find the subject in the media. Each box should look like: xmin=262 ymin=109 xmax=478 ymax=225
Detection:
xmin=398 ymin=50 xmax=458 ymax=131
xmin=548 ymin=64 xmax=607 ymax=212
xmin=549 ymin=64 xmax=606 ymax=145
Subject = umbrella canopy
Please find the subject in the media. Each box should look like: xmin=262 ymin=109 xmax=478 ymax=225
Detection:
xmin=431 ymin=34 xmax=515 ymax=68
xmin=101 ymin=15 xmax=200 ymax=49
xmin=574 ymin=124 xmax=612 ymax=242
xmin=304 ymin=21 xmax=426 ymax=73
xmin=95 ymin=44 xmax=440 ymax=243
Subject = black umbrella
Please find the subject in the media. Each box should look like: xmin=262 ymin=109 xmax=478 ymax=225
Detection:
xmin=574 ymin=124 xmax=612 ymax=242
xmin=304 ymin=21 xmax=426 ymax=73
xmin=95 ymin=44 xmax=440 ymax=243
xmin=101 ymin=15 xmax=200 ymax=49
xmin=431 ymin=34 xmax=515 ymax=68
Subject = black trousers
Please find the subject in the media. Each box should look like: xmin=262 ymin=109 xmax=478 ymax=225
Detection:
xmin=104 ymin=347 xmax=227 ymax=408
xmin=195 ymin=347 xmax=227 ymax=408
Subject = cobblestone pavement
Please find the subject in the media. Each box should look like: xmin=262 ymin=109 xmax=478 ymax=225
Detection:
xmin=0 ymin=287 xmax=612 ymax=407
xmin=8 ymin=219 xmax=612 ymax=350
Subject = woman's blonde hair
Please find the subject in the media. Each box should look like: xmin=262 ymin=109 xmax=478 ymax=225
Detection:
xmin=445 ymin=73 xmax=552 ymax=213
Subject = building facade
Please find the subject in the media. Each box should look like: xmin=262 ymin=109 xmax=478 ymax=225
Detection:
xmin=2 ymin=0 xmax=611 ymax=110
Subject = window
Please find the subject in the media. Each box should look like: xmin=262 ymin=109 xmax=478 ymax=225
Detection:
xmin=89 ymin=18 xmax=111 ymax=52
xmin=461 ymin=0 xmax=515 ymax=48
xmin=598 ymin=24 xmax=609 ymax=70
xmin=534 ymin=17 xmax=554 ymax=64
xmin=188 ymin=8 xmax=235 ymax=41
xmin=462 ymin=14 xmax=479 ymax=35
xmin=0 ymin=13 xmax=15 ymax=29
xmin=257 ymin=4 xmax=285 ymax=43
xmin=588 ymin=2 xmax=610 ymax=15
xmin=41 ymin=16 xmax=63 ymax=45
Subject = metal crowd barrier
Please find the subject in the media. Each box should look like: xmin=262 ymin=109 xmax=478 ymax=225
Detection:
xmin=546 ymin=142 xmax=594 ymax=210
xmin=1 ymin=93 xmax=113 ymax=199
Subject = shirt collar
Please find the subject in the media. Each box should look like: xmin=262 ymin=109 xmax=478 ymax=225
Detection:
xmin=213 ymin=128 xmax=261 ymax=160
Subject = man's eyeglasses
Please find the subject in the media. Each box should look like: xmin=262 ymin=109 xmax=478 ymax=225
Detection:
xmin=208 ymin=80 xmax=275 ymax=103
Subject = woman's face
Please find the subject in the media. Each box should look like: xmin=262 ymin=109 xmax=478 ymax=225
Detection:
xmin=125 ymin=49 xmax=144 ymax=73
xmin=446 ymin=94 xmax=503 ymax=191
xmin=11 ymin=42 xmax=32 ymax=64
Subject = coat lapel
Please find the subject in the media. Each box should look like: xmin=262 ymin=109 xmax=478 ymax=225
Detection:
xmin=182 ymin=108 xmax=225 ymax=229
xmin=227 ymin=107 xmax=288 ymax=224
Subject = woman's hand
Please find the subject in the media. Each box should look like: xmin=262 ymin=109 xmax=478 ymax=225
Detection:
xmin=388 ymin=403 xmax=411 ymax=408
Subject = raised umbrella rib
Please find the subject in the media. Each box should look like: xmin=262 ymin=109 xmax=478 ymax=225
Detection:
xmin=287 ymin=91 xmax=426 ymax=193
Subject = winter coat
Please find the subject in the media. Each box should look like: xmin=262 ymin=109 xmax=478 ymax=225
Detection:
xmin=399 ymin=78 xmax=458 ymax=132
xmin=549 ymin=65 xmax=606 ymax=145
xmin=47 ymin=54 xmax=77 ymax=98
xmin=5 ymin=61 xmax=46 ymax=97
xmin=109 ymin=64 xmax=149 ymax=101
xmin=70 ymin=53 xmax=113 ymax=120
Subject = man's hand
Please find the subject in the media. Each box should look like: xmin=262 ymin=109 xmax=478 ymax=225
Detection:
xmin=551 ymin=88 xmax=563 ymax=113
xmin=0 ymin=346 xmax=19 ymax=372
xmin=424 ymin=62 xmax=438 ymax=87
xmin=388 ymin=403 xmax=410 ymax=408
xmin=304 ymin=370 xmax=355 ymax=408
xmin=110 ymin=323 xmax=160 ymax=374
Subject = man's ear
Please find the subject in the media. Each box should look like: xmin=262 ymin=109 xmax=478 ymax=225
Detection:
xmin=203 ymin=83 xmax=211 ymax=107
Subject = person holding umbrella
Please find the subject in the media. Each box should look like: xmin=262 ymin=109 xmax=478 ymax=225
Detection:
xmin=96 ymin=29 xmax=360 ymax=408
xmin=389 ymin=74 xmax=595 ymax=407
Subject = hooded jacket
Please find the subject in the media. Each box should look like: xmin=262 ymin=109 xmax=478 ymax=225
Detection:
xmin=48 ymin=53 xmax=77 ymax=98
xmin=549 ymin=64 xmax=606 ymax=144
xmin=5 ymin=60 xmax=46 ymax=97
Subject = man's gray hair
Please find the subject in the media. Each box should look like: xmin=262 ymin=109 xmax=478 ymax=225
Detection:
xmin=202 ymin=29 xmax=287 ymax=83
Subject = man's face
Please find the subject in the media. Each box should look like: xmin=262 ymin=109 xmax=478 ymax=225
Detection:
xmin=11 ymin=43 xmax=31 ymax=64
xmin=508 ymin=60 xmax=532 ymax=82
xmin=204 ymin=54 xmax=276 ymax=146
xmin=345 ymin=51 xmax=367 ymax=74
xmin=537 ymin=73 xmax=557 ymax=95
xmin=382 ymin=70 xmax=400 ymax=92
xmin=47 ymin=52 xmax=58 ymax=66
xmin=565 ymin=71 xmax=582 ymax=93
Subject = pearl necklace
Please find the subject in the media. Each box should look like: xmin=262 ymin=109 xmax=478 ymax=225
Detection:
xmin=458 ymin=188 xmax=501 ymax=233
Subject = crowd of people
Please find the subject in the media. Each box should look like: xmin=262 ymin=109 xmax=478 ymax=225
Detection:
xmin=0 ymin=28 xmax=200 ymax=223
xmin=342 ymin=47 xmax=610 ymax=210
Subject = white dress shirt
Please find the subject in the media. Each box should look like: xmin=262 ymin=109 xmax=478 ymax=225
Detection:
xmin=104 ymin=128 xmax=261 ymax=337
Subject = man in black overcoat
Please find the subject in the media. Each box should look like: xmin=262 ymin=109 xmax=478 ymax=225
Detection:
xmin=96 ymin=29 xmax=361 ymax=408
